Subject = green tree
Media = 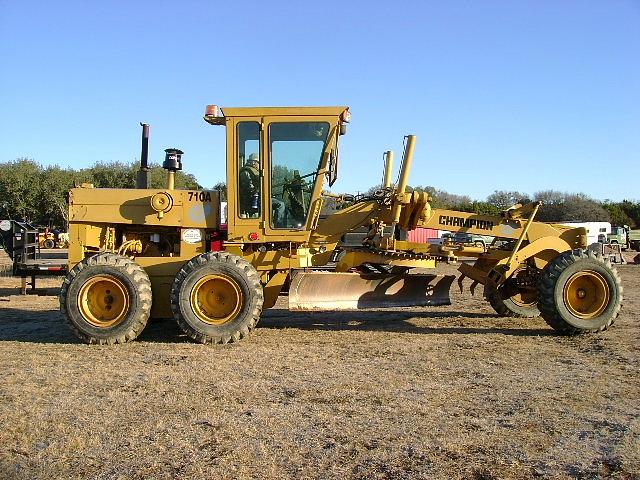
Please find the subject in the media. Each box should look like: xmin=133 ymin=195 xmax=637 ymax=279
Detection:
xmin=0 ymin=158 xmax=41 ymax=222
xmin=147 ymin=163 xmax=200 ymax=189
xmin=212 ymin=181 xmax=227 ymax=201
xmin=86 ymin=161 xmax=137 ymax=188
xmin=0 ymin=158 xmax=203 ymax=229
xmin=602 ymin=201 xmax=634 ymax=227
xmin=456 ymin=201 xmax=500 ymax=216
xmin=534 ymin=191 xmax=610 ymax=222
xmin=37 ymin=165 xmax=84 ymax=228
xmin=486 ymin=190 xmax=529 ymax=210
xmin=620 ymin=200 xmax=640 ymax=227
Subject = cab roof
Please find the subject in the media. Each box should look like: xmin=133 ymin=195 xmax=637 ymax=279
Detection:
xmin=221 ymin=106 xmax=348 ymax=117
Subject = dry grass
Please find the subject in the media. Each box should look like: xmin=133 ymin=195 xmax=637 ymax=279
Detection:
xmin=0 ymin=264 xmax=638 ymax=479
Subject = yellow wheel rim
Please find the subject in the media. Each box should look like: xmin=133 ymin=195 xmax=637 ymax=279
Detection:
xmin=511 ymin=290 xmax=537 ymax=308
xmin=507 ymin=267 xmax=537 ymax=307
xmin=563 ymin=270 xmax=609 ymax=319
xmin=78 ymin=275 xmax=129 ymax=328
xmin=190 ymin=274 xmax=243 ymax=325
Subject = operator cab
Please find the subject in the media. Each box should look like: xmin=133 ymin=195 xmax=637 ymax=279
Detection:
xmin=204 ymin=106 xmax=350 ymax=244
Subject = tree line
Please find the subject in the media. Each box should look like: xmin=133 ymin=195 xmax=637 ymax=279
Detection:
xmin=1 ymin=157 xmax=638 ymax=230
xmin=0 ymin=158 xmax=200 ymax=229
xmin=361 ymin=185 xmax=640 ymax=227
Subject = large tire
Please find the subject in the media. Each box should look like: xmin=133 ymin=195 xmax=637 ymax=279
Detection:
xmin=537 ymin=249 xmax=623 ymax=334
xmin=60 ymin=253 xmax=152 ymax=344
xmin=485 ymin=284 xmax=540 ymax=318
xmin=171 ymin=252 xmax=263 ymax=344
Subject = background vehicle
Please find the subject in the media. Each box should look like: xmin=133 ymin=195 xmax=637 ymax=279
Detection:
xmin=427 ymin=231 xmax=453 ymax=246
xmin=0 ymin=219 xmax=67 ymax=292
xmin=560 ymin=221 xmax=611 ymax=246
xmin=39 ymin=231 xmax=56 ymax=249
xmin=607 ymin=225 xmax=640 ymax=251
xmin=39 ymin=230 xmax=68 ymax=249
xmin=59 ymin=105 xmax=623 ymax=345
xmin=451 ymin=232 xmax=494 ymax=251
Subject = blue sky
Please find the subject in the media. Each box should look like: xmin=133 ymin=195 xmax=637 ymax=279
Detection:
xmin=1 ymin=1 xmax=638 ymax=201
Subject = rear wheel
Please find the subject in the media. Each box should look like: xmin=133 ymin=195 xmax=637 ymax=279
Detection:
xmin=171 ymin=252 xmax=263 ymax=344
xmin=537 ymin=249 xmax=622 ymax=334
xmin=485 ymin=284 xmax=539 ymax=317
xmin=485 ymin=266 xmax=540 ymax=317
xmin=60 ymin=253 xmax=152 ymax=344
xmin=43 ymin=239 xmax=55 ymax=249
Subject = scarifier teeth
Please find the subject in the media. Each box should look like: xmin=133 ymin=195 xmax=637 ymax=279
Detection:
xmin=457 ymin=274 xmax=466 ymax=293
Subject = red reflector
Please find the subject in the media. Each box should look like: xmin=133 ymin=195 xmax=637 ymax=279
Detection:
xmin=248 ymin=232 xmax=259 ymax=241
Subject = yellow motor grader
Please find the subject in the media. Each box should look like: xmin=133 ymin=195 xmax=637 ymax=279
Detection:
xmin=60 ymin=106 xmax=623 ymax=344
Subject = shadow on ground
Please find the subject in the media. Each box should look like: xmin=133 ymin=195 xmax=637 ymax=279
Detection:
xmin=0 ymin=308 xmax=77 ymax=344
xmin=0 ymin=287 xmax=61 ymax=297
xmin=0 ymin=308 xmax=188 ymax=344
xmin=260 ymin=308 xmax=553 ymax=337
xmin=0 ymin=305 xmax=553 ymax=344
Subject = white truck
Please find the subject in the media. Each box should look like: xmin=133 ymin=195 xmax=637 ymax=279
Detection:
xmin=560 ymin=221 xmax=611 ymax=246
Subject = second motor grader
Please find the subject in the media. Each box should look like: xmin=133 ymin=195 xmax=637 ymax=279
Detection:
xmin=60 ymin=105 xmax=623 ymax=344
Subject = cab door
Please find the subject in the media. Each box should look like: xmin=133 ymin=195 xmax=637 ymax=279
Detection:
xmin=262 ymin=116 xmax=338 ymax=242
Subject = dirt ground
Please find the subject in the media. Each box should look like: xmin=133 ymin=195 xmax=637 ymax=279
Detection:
xmin=0 ymin=262 xmax=638 ymax=480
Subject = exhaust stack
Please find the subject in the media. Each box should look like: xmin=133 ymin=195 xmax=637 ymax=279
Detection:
xmin=136 ymin=123 xmax=150 ymax=189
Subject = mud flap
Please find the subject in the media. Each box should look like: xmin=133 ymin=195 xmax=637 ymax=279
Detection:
xmin=289 ymin=271 xmax=455 ymax=310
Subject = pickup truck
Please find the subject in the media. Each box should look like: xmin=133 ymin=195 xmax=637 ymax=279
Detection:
xmin=451 ymin=232 xmax=495 ymax=251
xmin=427 ymin=232 xmax=453 ymax=246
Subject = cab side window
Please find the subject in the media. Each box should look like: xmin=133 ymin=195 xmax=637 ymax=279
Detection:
xmin=237 ymin=122 xmax=261 ymax=218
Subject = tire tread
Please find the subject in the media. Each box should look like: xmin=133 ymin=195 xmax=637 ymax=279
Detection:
xmin=59 ymin=253 xmax=152 ymax=344
xmin=537 ymin=249 xmax=622 ymax=335
xmin=170 ymin=252 xmax=263 ymax=344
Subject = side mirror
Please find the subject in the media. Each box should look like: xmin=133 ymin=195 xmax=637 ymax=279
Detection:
xmin=328 ymin=148 xmax=338 ymax=187
xmin=339 ymin=124 xmax=347 ymax=136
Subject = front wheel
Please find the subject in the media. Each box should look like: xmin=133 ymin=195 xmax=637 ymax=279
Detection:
xmin=171 ymin=252 xmax=264 ymax=344
xmin=537 ymin=249 xmax=623 ymax=334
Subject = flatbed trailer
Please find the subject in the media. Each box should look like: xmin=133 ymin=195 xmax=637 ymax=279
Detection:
xmin=0 ymin=219 xmax=67 ymax=293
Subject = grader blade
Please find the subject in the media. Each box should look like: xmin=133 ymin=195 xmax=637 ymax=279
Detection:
xmin=289 ymin=271 xmax=455 ymax=310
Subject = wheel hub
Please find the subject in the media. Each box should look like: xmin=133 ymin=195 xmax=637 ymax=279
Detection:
xmin=563 ymin=270 xmax=609 ymax=319
xmin=190 ymin=274 xmax=243 ymax=325
xmin=508 ymin=287 xmax=537 ymax=307
xmin=505 ymin=269 xmax=538 ymax=307
xmin=78 ymin=275 xmax=129 ymax=327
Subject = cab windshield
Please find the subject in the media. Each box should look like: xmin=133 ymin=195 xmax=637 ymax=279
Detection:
xmin=269 ymin=122 xmax=329 ymax=229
